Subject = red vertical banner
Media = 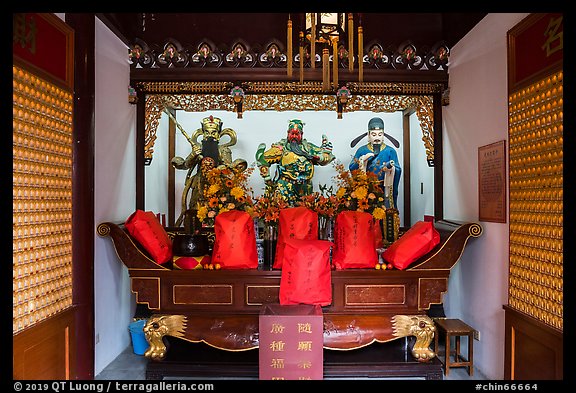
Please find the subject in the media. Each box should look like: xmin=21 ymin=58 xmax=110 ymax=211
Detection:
xmin=259 ymin=304 xmax=324 ymax=380
xmin=13 ymin=13 xmax=74 ymax=89
xmin=508 ymin=13 xmax=563 ymax=91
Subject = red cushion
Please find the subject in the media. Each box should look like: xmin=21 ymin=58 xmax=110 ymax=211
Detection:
xmin=382 ymin=221 xmax=440 ymax=270
xmin=173 ymin=255 xmax=209 ymax=270
xmin=125 ymin=210 xmax=172 ymax=265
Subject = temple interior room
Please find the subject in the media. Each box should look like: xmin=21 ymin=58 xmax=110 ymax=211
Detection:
xmin=12 ymin=12 xmax=564 ymax=382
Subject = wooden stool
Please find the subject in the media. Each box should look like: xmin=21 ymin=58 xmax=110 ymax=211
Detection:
xmin=434 ymin=318 xmax=474 ymax=377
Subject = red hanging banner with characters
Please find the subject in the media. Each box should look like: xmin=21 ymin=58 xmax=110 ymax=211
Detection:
xmin=13 ymin=13 xmax=74 ymax=89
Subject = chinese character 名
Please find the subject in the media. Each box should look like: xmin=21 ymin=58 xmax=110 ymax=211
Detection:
xmin=542 ymin=15 xmax=563 ymax=57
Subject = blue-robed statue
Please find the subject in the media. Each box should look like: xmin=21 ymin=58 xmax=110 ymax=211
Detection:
xmin=349 ymin=117 xmax=402 ymax=208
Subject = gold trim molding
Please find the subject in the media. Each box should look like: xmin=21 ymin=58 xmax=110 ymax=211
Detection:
xmin=135 ymin=81 xmax=444 ymax=95
xmin=143 ymin=91 xmax=435 ymax=163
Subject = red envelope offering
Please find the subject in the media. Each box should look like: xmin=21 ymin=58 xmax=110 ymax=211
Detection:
xmin=212 ymin=210 xmax=258 ymax=269
xmin=332 ymin=211 xmax=378 ymax=269
xmin=274 ymin=206 xmax=318 ymax=269
xmin=279 ymin=238 xmax=332 ymax=306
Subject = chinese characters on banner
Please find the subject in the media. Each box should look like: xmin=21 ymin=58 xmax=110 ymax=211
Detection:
xmin=259 ymin=304 xmax=323 ymax=380
xmin=509 ymin=13 xmax=563 ymax=91
xmin=478 ymin=141 xmax=506 ymax=223
xmin=13 ymin=13 xmax=73 ymax=88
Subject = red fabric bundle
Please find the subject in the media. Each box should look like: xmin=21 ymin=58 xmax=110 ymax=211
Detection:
xmin=332 ymin=211 xmax=378 ymax=269
xmin=212 ymin=210 xmax=258 ymax=269
xmin=279 ymin=239 xmax=332 ymax=306
xmin=382 ymin=221 xmax=441 ymax=270
xmin=274 ymin=206 xmax=319 ymax=269
xmin=373 ymin=219 xmax=384 ymax=249
xmin=125 ymin=210 xmax=172 ymax=265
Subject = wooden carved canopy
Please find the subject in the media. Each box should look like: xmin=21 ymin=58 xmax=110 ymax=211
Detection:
xmin=141 ymin=86 xmax=435 ymax=165
xmin=130 ymin=35 xmax=447 ymax=166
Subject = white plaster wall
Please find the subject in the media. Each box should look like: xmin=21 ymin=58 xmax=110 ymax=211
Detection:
xmin=144 ymin=114 xmax=169 ymax=217
xmin=93 ymin=17 xmax=137 ymax=375
xmin=409 ymin=111 xmax=435 ymax=225
xmin=442 ymin=13 xmax=530 ymax=380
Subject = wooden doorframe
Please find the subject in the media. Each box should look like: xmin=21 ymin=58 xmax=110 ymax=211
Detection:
xmin=12 ymin=12 xmax=95 ymax=380
xmin=67 ymin=13 xmax=96 ymax=380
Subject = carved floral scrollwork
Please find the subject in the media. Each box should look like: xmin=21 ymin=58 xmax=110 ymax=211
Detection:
xmin=425 ymin=41 xmax=450 ymax=70
xmin=414 ymin=95 xmax=435 ymax=165
xmin=224 ymin=41 xmax=257 ymax=68
xmin=155 ymin=40 xmax=188 ymax=68
xmin=394 ymin=41 xmax=424 ymax=70
xmin=142 ymin=91 xmax=435 ymax=167
xmin=190 ymin=41 xmax=223 ymax=68
xmin=365 ymin=43 xmax=393 ymax=69
xmin=258 ymin=41 xmax=286 ymax=68
xmin=128 ymin=38 xmax=450 ymax=71
xmin=128 ymin=40 xmax=154 ymax=69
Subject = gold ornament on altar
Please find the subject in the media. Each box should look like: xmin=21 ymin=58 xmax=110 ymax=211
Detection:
xmin=143 ymin=315 xmax=187 ymax=361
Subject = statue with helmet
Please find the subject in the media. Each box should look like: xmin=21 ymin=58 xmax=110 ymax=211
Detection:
xmin=168 ymin=114 xmax=247 ymax=227
xmin=255 ymin=119 xmax=335 ymax=205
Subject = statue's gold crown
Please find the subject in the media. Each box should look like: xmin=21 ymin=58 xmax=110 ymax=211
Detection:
xmin=201 ymin=115 xmax=222 ymax=131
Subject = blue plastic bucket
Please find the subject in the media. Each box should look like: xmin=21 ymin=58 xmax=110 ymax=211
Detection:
xmin=128 ymin=319 xmax=149 ymax=355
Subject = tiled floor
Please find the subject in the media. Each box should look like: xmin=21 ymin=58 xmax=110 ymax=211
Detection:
xmin=96 ymin=344 xmax=487 ymax=381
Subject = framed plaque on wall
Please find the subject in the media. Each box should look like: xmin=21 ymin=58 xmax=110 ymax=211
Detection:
xmin=478 ymin=140 xmax=507 ymax=223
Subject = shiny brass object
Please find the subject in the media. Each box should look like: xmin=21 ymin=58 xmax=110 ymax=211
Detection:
xmin=392 ymin=314 xmax=436 ymax=361
xmin=143 ymin=314 xmax=188 ymax=361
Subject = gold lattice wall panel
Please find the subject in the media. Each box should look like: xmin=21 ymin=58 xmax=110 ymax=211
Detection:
xmin=508 ymin=70 xmax=563 ymax=330
xmin=13 ymin=65 xmax=74 ymax=334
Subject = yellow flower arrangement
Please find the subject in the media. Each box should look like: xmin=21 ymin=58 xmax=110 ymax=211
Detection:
xmin=332 ymin=161 xmax=387 ymax=220
xmin=196 ymin=164 xmax=255 ymax=226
